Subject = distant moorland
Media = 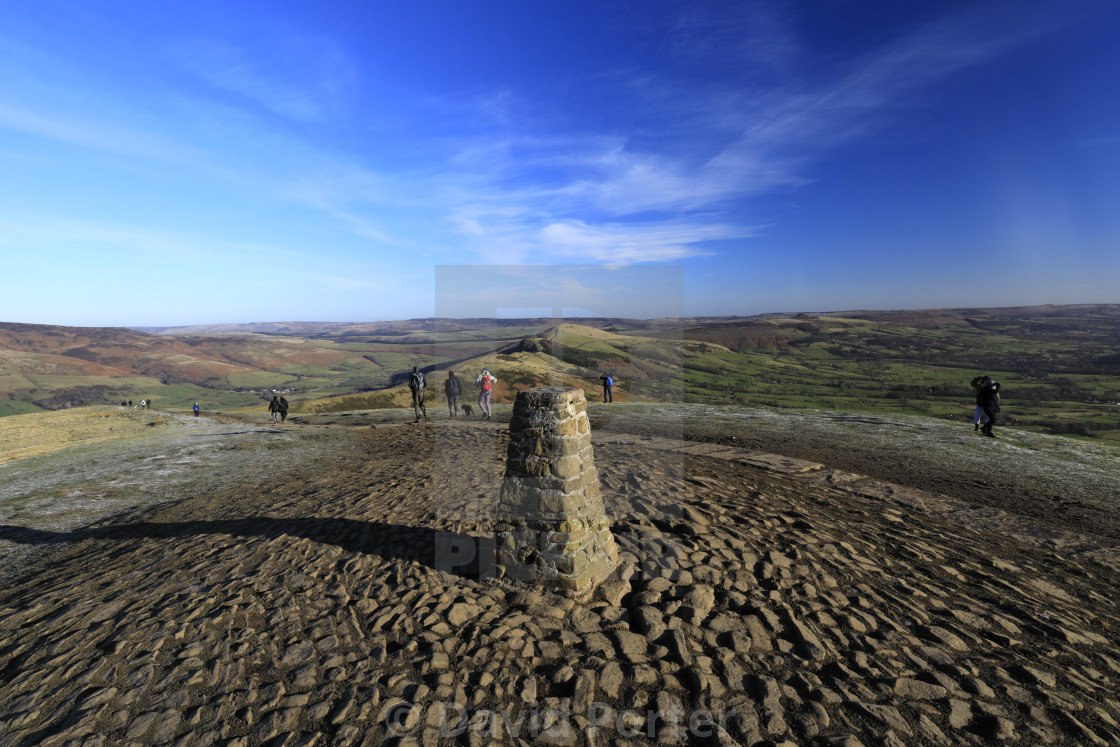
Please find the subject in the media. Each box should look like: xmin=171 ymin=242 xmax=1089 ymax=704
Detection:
xmin=2 ymin=304 xmax=1118 ymax=443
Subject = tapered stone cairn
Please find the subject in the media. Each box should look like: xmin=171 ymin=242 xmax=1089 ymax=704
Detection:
xmin=495 ymin=387 xmax=618 ymax=597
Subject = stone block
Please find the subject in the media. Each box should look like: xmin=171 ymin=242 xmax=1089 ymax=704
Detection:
xmin=550 ymin=455 xmax=583 ymax=480
xmin=531 ymin=435 xmax=583 ymax=459
xmin=495 ymin=387 xmax=618 ymax=598
xmin=537 ymin=492 xmax=587 ymax=515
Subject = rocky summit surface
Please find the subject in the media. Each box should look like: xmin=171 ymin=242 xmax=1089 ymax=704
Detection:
xmin=1 ymin=411 xmax=1118 ymax=746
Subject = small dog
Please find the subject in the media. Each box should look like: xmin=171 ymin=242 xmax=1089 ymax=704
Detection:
xmin=461 ymin=404 xmax=474 ymax=418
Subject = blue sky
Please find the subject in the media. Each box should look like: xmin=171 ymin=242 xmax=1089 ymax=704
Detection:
xmin=1 ymin=1 xmax=1118 ymax=326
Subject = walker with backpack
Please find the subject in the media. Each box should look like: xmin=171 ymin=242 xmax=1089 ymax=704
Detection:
xmin=476 ymin=369 xmax=496 ymax=421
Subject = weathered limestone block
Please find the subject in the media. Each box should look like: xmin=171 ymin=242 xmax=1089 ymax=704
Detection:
xmin=495 ymin=387 xmax=618 ymax=597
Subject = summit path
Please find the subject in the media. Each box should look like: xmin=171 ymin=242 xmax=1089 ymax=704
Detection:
xmin=1 ymin=415 xmax=1118 ymax=745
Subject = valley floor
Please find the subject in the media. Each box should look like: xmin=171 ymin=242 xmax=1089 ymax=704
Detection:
xmin=0 ymin=407 xmax=1118 ymax=744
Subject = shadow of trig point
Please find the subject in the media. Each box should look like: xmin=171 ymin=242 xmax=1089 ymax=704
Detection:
xmin=495 ymin=386 xmax=619 ymax=598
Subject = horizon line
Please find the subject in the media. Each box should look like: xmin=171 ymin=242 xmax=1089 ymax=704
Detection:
xmin=3 ymin=301 xmax=1120 ymax=332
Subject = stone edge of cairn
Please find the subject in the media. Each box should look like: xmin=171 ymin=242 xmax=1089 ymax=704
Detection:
xmin=495 ymin=387 xmax=619 ymax=598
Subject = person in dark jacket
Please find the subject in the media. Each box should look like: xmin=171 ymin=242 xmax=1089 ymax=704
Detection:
xmin=970 ymin=375 xmax=990 ymax=431
xmin=444 ymin=370 xmax=461 ymax=418
xmin=279 ymin=396 xmax=289 ymax=423
xmin=268 ymin=395 xmax=281 ymax=423
xmin=974 ymin=376 xmax=1001 ymax=437
xmin=409 ymin=367 xmax=428 ymax=422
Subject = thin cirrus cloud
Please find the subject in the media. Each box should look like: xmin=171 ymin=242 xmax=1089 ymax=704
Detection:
xmin=168 ymin=36 xmax=356 ymax=123
xmin=0 ymin=214 xmax=301 ymax=267
xmin=435 ymin=135 xmax=773 ymax=263
xmin=431 ymin=2 xmax=1093 ymax=267
xmin=536 ymin=220 xmax=744 ymax=264
xmin=440 ymin=184 xmax=752 ymax=264
xmin=433 ymin=265 xmax=683 ymax=319
xmin=0 ymin=97 xmax=213 ymax=169
xmin=0 ymin=2 xmax=1101 ymax=280
xmin=713 ymin=3 xmax=1086 ymax=161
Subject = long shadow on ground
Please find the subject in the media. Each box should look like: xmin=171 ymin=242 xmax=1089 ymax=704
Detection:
xmin=0 ymin=519 xmax=490 ymax=582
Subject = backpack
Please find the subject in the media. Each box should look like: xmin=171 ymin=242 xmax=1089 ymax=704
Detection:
xmin=606 ymin=376 xmax=613 ymax=387
xmin=481 ymin=376 xmax=492 ymax=392
xmin=409 ymin=372 xmax=425 ymax=392
xmin=446 ymin=377 xmax=460 ymax=397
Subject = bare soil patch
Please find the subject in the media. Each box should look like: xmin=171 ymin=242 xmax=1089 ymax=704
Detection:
xmin=589 ymin=404 xmax=1120 ymax=544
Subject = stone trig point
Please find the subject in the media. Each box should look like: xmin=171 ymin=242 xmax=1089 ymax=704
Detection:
xmin=495 ymin=387 xmax=618 ymax=597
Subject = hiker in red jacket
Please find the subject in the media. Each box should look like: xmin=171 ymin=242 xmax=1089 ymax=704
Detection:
xmin=476 ymin=368 xmax=497 ymax=421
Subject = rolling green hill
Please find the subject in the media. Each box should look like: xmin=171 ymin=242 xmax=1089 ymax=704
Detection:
xmin=4 ymin=306 xmax=1119 ymax=441
xmin=667 ymin=305 xmax=1120 ymax=442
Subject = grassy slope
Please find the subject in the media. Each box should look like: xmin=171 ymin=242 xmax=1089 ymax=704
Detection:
xmin=667 ymin=309 xmax=1120 ymax=442
xmin=290 ymin=323 xmax=685 ymax=414
xmin=291 ymin=349 xmax=597 ymax=414
xmin=0 ymin=405 xmax=174 ymax=463
xmin=4 ymin=308 xmax=1119 ymax=442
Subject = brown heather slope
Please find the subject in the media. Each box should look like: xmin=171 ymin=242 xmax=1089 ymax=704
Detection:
xmin=0 ymin=322 xmax=374 ymax=382
xmin=138 ymin=318 xmax=627 ymax=337
xmin=0 ymin=323 xmax=393 ymax=418
xmin=0 ymin=322 xmax=249 ymax=381
xmin=0 ymin=407 xmax=1118 ymax=744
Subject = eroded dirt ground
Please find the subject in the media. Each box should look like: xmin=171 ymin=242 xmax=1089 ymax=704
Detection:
xmin=1 ymin=416 xmax=1119 ymax=746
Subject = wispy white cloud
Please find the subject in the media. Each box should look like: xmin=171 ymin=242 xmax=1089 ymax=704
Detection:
xmin=439 ymin=186 xmax=753 ymax=264
xmin=0 ymin=99 xmax=210 ymax=166
xmin=168 ymin=33 xmax=357 ymax=123
xmin=433 ymin=265 xmax=683 ymax=318
xmin=668 ymin=0 xmax=804 ymax=78
xmin=425 ymin=123 xmax=792 ymax=265
xmin=0 ymin=215 xmax=301 ymax=264
xmin=713 ymin=3 xmax=1087 ymax=163
xmin=429 ymin=2 xmax=1093 ymax=266
xmin=442 ymin=272 xmax=606 ymax=306
xmin=0 ymin=1 xmax=1099 ymax=280
xmin=0 ymin=32 xmax=413 ymax=252
xmin=0 ymin=69 xmax=423 ymax=257
xmin=536 ymin=220 xmax=737 ymax=263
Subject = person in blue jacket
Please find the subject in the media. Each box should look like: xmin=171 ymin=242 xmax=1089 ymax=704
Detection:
xmin=600 ymin=373 xmax=614 ymax=403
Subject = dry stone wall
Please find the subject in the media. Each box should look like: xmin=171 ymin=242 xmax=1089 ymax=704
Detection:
xmin=495 ymin=387 xmax=618 ymax=596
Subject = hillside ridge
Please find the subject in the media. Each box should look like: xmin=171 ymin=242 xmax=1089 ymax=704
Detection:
xmin=3 ymin=307 xmax=1118 ymax=446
